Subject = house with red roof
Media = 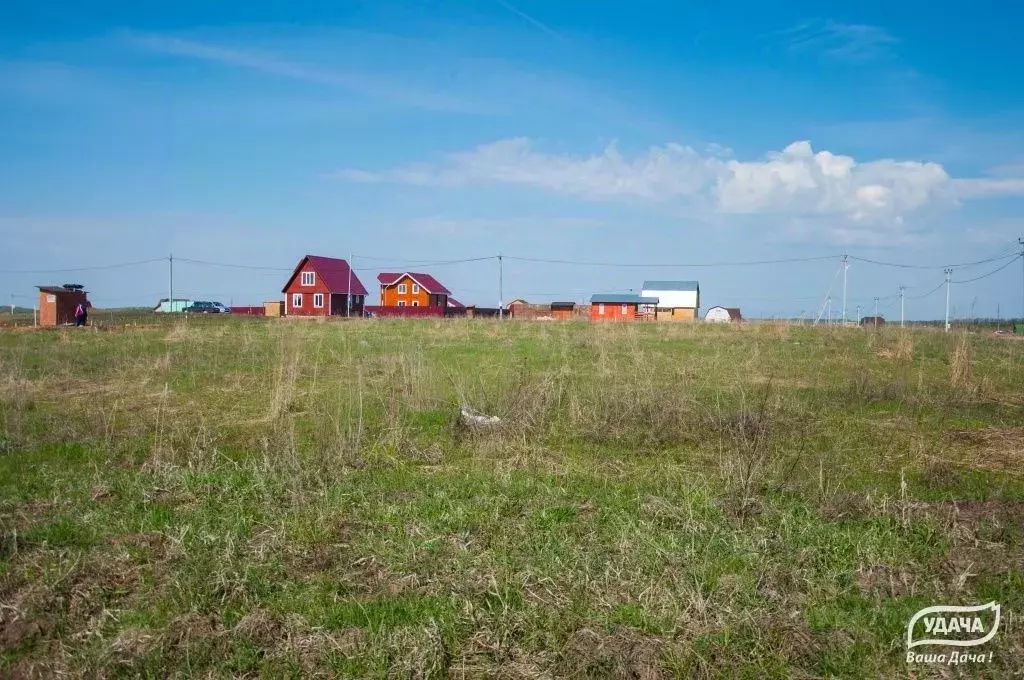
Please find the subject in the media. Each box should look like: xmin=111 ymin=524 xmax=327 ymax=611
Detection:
xmin=377 ymin=272 xmax=452 ymax=308
xmin=282 ymin=255 xmax=368 ymax=317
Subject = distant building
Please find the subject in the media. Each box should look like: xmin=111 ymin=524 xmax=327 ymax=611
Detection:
xmin=590 ymin=293 xmax=660 ymax=322
xmin=37 ymin=284 xmax=90 ymax=327
xmin=377 ymin=272 xmax=452 ymax=308
xmin=860 ymin=316 xmax=885 ymax=328
xmin=507 ymin=299 xmax=529 ymax=317
xmin=550 ymin=301 xmax=576 ymax=320
xmin=153 ymin=298 xmax=192 ymax=313
xmin=263 ymin=300 xmax=285 ymax=317
xmin=641 ymin=280 xmax=700 ymax=321
xmin=283 ymin=255 xmax=367 ymax=317
xmin=705 ymin=306 xmax=743 ymax=323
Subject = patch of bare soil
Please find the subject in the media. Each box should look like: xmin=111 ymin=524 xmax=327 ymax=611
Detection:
xmin=562 ymin=627 xmax=668 ymax=680
xmin=854 ymin=564 xmax=919 ymax=598
xmin=948 ymin=427 xmax=1024 ymax=472
xmin=233 ymin=607 xmax=285 ymax=648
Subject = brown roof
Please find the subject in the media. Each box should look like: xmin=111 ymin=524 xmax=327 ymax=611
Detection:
xmin=376 ymin=272 xmax=452 ymax=295
xmin=726 ymin=307 xmax=742 ymax=320
xmin=37 ymin=285 xmax=88 ymax=295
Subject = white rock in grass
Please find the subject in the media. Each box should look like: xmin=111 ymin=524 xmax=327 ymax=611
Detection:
xmin=459 ymin=405 xmax=501 ymax=429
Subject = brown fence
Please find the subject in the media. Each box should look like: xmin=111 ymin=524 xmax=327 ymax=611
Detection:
xmin=510 ymin=303 xmax=590 ymax=320
xmin=364 ymin=305 xmax=445 ymax=318
xmin=230 ymin=306 xmax=265 ymax=316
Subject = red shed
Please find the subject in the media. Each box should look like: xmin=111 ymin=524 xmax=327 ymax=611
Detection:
xmin=282 ymin=255 xmax=368 ymax=317
xmin=37 ymin=285 xmax=90 ymax=327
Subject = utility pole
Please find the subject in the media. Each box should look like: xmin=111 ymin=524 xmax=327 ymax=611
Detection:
xmin=347 ymin=253 xmax=353 ymax=317
xmin=944 ymin=268 xmax=953 ymax=332
xmin=1019 ymin=237 xmax=1024 ymax=321
xmin=874 ymin=296 xmax=879 ymax=319
xmin=856 ymin=304 xmax=861 ymax=323
xmin=826 ymin=296 xmax=832 ymax=324
xmin=169 ymin=253 xmax=174 ymax=313
xmin=841 ymin=254 xmax=849 ymax=325
xmin=498 ymin=254 xmax=504 ymax=320
xmin=900 ymin=285 xmax=906 ymax=327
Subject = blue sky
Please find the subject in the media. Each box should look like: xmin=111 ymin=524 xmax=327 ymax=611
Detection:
xmin=2 ymin=0 xmax=1023 ymax=318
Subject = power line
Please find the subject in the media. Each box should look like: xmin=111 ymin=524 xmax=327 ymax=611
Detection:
xmin=951 ymin=254 xmax=1023 ymax=284
xmin=906 ymin=280 xmax=946 ymax=300
xmin=504 ymin=254 xmax=843 ymax=268
xmin=0 ymin=258 xmax=165 ymax=274
xmin=175 ymin=258 xmax=292 ymax=271
xmin=352 ymin=254 xmax=497 ymax=264
xmin=352 ymin=256 xmax=497 ymax=271
xmin=847 ymin=252 xmax=1019 ymax=270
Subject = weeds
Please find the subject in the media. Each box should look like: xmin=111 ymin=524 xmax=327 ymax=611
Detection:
xmin=1 ymin=319 xmax=1023 ymax=677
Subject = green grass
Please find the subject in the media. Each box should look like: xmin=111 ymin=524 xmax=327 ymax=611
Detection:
xmin=1 ymin=318 xmax=1023 ymax=678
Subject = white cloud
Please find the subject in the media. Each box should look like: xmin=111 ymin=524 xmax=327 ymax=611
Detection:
xmin=127 ymin=33 xmax=473 ymax=113
xmin=339 ymin=138 xmax=1024 ymax=244
xmin=356 ymin=138 xmax=1016 ymax=215
xmin=776 ymin=20 xmax=899 ymax=63
xmin=951 ymin=177 xmax=1024 ymax=199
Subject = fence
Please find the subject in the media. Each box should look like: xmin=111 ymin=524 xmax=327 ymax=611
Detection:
xmin=364 ymin=305 xmax=446 ymax=318
xmin=230 ymin=306 xmax=265 ymax=316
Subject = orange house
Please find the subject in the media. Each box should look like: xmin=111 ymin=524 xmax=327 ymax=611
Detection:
xmin=589 ymin=293 xmax=659 ymax=322
xmin=377 ymin=272 xmax=451 ymax=307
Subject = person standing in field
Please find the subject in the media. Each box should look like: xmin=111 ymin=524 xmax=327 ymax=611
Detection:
xmin=74 ymin=302 xmax=87 ymax=327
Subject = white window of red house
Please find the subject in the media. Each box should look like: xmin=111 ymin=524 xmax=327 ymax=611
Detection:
xmin=292 ymin=293 xmax=302 ymax=307
xmin=398 ymin=300 xmax=406 ymax=307
xmin=301 ymin=271 xmax=315 ymax=286
xmin=398 ymin=283 xmax=407 ymax=294
xmin=313 ymin=293 xmax=324 ymax=308
xmin=412 ymin=301 xmax=419 ymax=307
xmin=412 ymin=283 xmax=420 ymax=294
xmin=621 ymin=304 xmax=628 ymax=315
xmin=598 ymin=304 xmax=605 ymax=315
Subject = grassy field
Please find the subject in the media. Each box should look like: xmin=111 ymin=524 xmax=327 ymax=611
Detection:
xmin=1 ymin=317 xmax=1022 ymax=678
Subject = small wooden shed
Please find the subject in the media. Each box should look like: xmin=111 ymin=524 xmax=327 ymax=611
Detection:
xmin=264 ymin=300 xmax=285 ymax=317
xmin=550 ymin=302 xmax=576 ymax=320
xmin=37 ymin=284 xmax=90 ymax=327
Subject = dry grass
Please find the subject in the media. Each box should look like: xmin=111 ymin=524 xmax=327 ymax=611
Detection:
xmin=2 ymin=319 xmax=1024 ymax=677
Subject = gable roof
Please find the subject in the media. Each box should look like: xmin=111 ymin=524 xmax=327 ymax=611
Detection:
xmin=447 ymin=297 xmax=464 ymax=308
xmin=376 ymin=272 xmax=452 ymax=295
xmin=641 ymin=280 xmax=699 ymax=292
xmin=282 ymin=255 xmax=368 ymax=295
xmin=590 ymin=293 xmax=660 ymax=304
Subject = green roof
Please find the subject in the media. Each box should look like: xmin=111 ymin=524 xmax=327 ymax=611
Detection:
xmin=641 ymin=280 xmax=699 ymax=291
xmin=590 ymin=293 xmax=660 ymax=304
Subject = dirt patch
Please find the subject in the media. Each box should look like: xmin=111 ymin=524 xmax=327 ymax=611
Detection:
xmin=819 ymin=493 xmax=876 ymax=522
xmin=1 ymin=616 xmax=55 ymax=653
xmin=110 ymin=531 xmax=171 ymax=560
xmin=948 ymin=427 xmax=1024 ymax=472
xmin=234 ymin=607 xmax=285 ymax=647
xmin=561 ymin=627 xmax=668 ymax=680
xmin=854 ymin=564 xmax=919 ymax=598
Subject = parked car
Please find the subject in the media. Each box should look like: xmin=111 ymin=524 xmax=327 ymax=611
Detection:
xmin=184 ymin=301 xmax=229 ymax=314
